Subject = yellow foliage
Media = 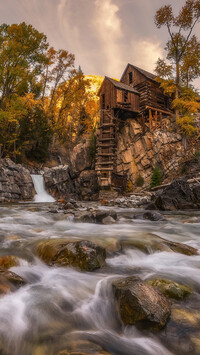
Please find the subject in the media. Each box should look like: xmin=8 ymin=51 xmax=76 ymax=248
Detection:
xmin=176 ymin=115 xmax=197 ymax=136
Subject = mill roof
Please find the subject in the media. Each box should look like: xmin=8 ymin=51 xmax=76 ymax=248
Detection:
xmin=105 ymin=76 xmax=140 ymax=94
xmin=121 ymin=63 xmax=157 ymax=82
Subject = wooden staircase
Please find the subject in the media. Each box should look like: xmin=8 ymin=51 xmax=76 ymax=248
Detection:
xmin=96 ymin=109 xmax=118 ymax=187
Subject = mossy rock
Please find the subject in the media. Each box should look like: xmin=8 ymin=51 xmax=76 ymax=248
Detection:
xmin=148 ymin=279 xmax=192 ymax=300
xmin=112 ymin=276 xmax=171 ymax=330
xmin=36 ymin=239 xmax=106 ymax=271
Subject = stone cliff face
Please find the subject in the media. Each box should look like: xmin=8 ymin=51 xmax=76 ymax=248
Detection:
xmin=0 ymin=159 xmax=34 ymax=202
xmin=116 ymin=119 xmax=184 ymax=186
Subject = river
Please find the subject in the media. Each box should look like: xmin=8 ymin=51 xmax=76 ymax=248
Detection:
xmin=0 ymin=202 xmax=200 ymax=355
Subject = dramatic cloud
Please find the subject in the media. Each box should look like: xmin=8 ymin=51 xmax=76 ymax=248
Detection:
xmin=0 ymin=0 xmax=199 ymax=88
xmin=93 ymin=0 xmax=123 ymax=77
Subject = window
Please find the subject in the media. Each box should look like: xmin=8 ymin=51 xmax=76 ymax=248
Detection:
xmin=129 ymin=72 xmax=133 ymax=84
xmin=102 ymin=94 xmax=105 ymax=109
xmin=124 ymin=91 xmax=128 ymax=102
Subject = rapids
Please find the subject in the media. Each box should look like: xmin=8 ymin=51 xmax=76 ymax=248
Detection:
xmin=0 ymin=203 xmax=200 ymax=355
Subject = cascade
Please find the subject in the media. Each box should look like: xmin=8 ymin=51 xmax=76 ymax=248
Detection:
xmin=31 ymin=174 xmax=55 ymax=202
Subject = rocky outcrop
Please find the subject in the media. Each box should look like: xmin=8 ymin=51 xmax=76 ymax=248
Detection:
xmin=112 ymin=276 xmax=171 ymax=330
xmin=154 ymin=179 xmax=200 ymax=210
xmin=44 ymin=141 xmax=99 ymax=201
xmin=0 ymin=158 xmax=34 ymax=202
xmin=70 ymin=141 xmax=94 ymax=175
xmin=75 ymin=170 xmax=99 ymax=200
xmin=43 ymin=165 xmax=75 ymax=199
xmin=36 ymin=239 xmax=106 ymax=271
xmin=116 ymin=119 xmax=184 ymax=187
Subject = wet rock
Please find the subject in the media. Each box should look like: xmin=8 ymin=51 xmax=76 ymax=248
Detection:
xmin=120 ymin=233 xmax=198 ymax=256
xmin=0 ymin=268 xmax=26 ymax=295
xmin=74 ymin=211 xmax=95 ymax=223
xmin=95 ymin=210 xmax=117 ymax=223
xmin=57 ymin=340 xmax=111 ymax=355
xmin=74 ymin=210 xmax=117 ymax=224
xmin=112 ymin=276 xmax=171 ymax=330
xmin=143 ymin=211 xmax=165 ymax=221
xmin=155 ymin=179 xmax=199 ymax=211
xmin=102 ymin=216 xmax=116 ymax=224
xmin=0 ymin=255 xmax=20 ymax=269
xmin=148 ymin=279 xmax=192 ymax=300
xmin=36 ymin=239 xmax=106 ymax=271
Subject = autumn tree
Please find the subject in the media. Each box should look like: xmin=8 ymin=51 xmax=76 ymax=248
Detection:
xmin=0 ymin=22 xmax=48 ymax=108
xmin=155 ymin=0 xmax=200 ymax=119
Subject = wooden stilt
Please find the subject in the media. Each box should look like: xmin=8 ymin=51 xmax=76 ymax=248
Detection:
xmin=155 ymin=111 xmax=158 ymax=129
xmin=149 ymin=109 xmax=153 ymax=131
xmin=159 ymin=112 xmax=162 ymax=128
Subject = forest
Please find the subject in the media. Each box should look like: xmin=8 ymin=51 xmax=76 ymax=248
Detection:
xmin=0 ymin=22 xmax=101 ymax=163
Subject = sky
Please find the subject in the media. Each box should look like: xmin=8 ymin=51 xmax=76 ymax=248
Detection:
xmin=0 ymin=0 xmax=200 ymax=89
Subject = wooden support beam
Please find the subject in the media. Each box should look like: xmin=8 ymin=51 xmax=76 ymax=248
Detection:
xmin=149 ymin=109 xmax=153 ymax=131
xmin=146 ymin=105 xmax=172 ymax=115
xmin=155 ymin=111 xmax=158 ymax=129
xmin=159 ymin=111 xmax=162 ymax=128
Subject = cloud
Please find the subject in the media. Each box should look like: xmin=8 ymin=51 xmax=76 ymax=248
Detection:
xmin=129 ymin=39 xmax=164 ymax=74
xmin=93 ymin=0 xmax=123 ymax=77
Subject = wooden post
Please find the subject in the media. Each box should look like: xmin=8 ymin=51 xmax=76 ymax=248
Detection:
xmin=149 ymin=109 xmax=153 ymax=131
xmin=159 ymin=112 xmax=162 ymax=128
xmin=155 ymin=111 xmax=158 ymax=129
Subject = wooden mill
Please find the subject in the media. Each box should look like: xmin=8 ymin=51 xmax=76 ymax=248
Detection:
xmin=96 ymin=63 xmax=172 ymax=187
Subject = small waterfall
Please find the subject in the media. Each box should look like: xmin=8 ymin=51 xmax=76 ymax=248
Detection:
xmin=31 ymin=174 xmax=55 ymax=203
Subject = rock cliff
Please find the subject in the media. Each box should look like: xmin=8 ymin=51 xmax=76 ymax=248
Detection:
xmin=116 ymin=118 xmax=184 ymax=187
xmin=0 ymin=159 xmax=34 ymax=202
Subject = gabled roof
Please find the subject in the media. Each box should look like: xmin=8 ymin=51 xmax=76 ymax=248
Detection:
xmin=104 ymin=76 xmax=140 ymax=94
xmin=121 ymin=63 xmax=157 ymax=82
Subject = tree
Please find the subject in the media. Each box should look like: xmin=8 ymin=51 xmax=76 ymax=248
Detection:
xmin=150 ymin=166 xmax=162 ymax=188
xmin=0 ymin=22 xmax=48 ymax=108
xmin=155 ymin=1 xmax=200 ymax=117
xmin=18 ymin=95 xmax=52 ymax=162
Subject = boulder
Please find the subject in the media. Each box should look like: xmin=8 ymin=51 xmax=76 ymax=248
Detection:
xmin=120 ymin=233 xmax=198 ymax=256
xmin=155 ymin=179 xmax=199 ymax=211
xmin=143 ymin=211 xmax=165 ymax=221
xmin=95 ymin=210 xmax=117 ymax=223
xmin=36 ymin=239 xmax=106 ymax=271
xmin=148 ymin=279 xmax=192 ymax=300
xmin=102 ymin=216 xmax=116 ymax=224
xmin=112 ymin=276 xmax=171 ymax=329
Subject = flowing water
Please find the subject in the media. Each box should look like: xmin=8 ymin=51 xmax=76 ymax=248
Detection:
xmin=0 ymin=202 xmax=200 ymax=355
xmin=31 ymin=175 xmax=55 ymax=203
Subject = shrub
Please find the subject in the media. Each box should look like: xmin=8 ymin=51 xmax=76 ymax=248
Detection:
xmin=135 ymin=174 xmax=144 ymax=187
xmin=150 ymin=165 xmax=162 ymax=188
xmin=126 ymin=180 xmax=133 ymax=192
